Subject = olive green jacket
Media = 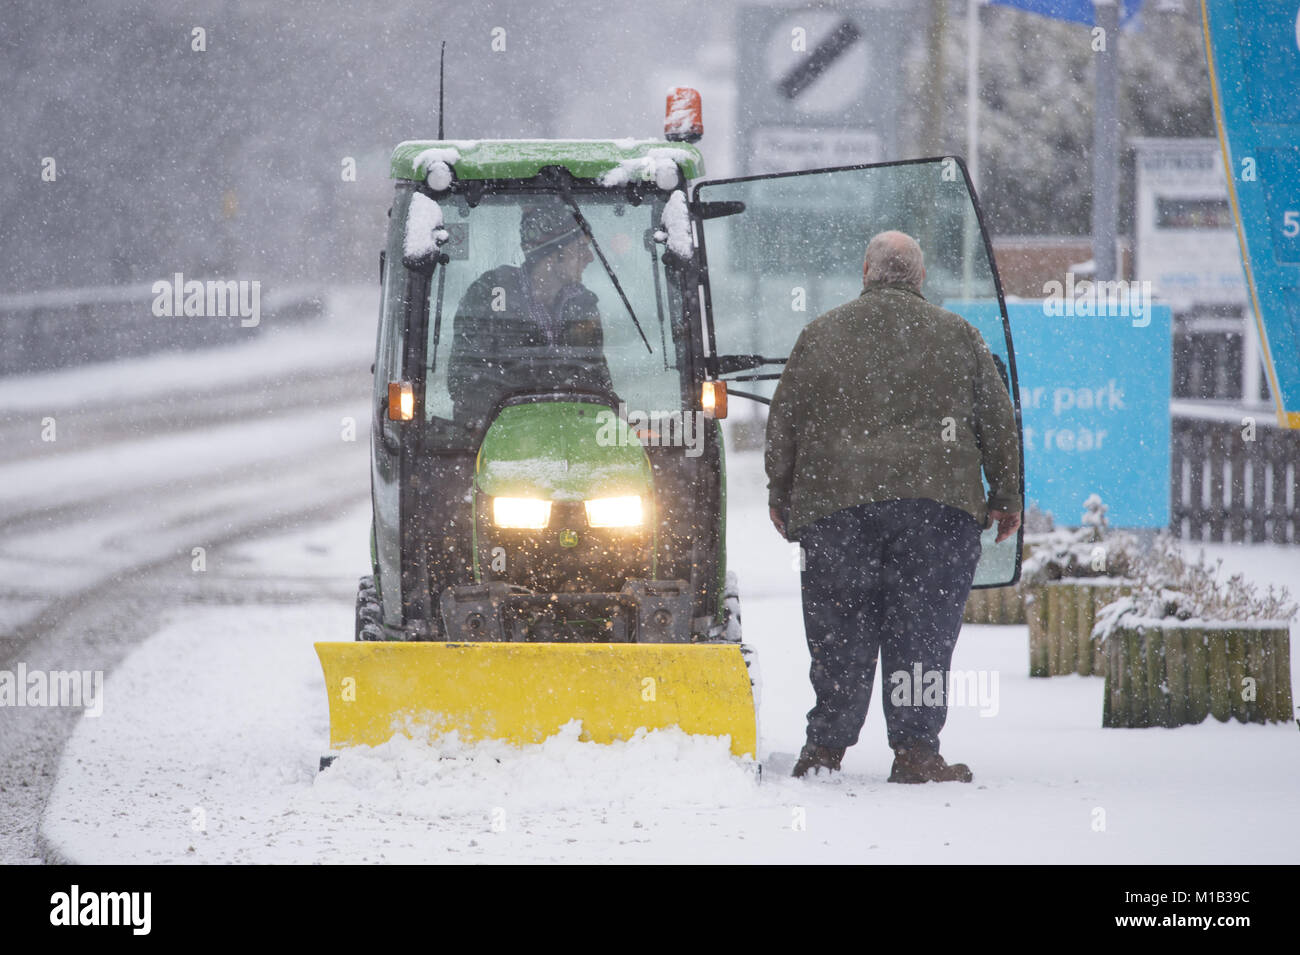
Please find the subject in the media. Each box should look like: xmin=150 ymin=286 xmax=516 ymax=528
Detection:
xmin=765 ymin=281 xmax=1022 ymax=536
xmin=448 ymin=265 xmax=613 ymax=426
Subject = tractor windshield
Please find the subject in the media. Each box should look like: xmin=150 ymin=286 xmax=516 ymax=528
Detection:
xmin=416 ymin=189 xmax=689 ymax=444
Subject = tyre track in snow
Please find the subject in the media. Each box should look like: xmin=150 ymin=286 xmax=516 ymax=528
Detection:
xmin=0 ymin=359 xmax=368 ymax=523
xmin=0 ymin=298 xmax=376 ymax=863
xmin=0 ymin=358 xmax=367 ymax=469
xmin=0 ymin=430 xmax=370 ymax=863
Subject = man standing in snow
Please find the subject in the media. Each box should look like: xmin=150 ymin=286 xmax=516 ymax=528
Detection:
xmin=765 ymin=230 xmax=1021 ymax=782
xmin=449 ymin=203 xmax=614 ymax=426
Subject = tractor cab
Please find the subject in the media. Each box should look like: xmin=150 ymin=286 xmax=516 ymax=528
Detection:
xmin=371 ymin=141 xmax=724 ymax=645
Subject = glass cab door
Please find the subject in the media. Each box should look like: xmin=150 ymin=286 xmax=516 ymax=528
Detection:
xmin=692 ymin=157 xmax=1024 ymax=586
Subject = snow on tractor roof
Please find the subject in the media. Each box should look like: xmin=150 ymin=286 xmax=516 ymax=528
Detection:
xmin=390 ymin=139 xmax=704 ymax=184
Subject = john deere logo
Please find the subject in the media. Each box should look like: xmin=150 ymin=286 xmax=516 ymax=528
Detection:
xmin=559 ymin=529 xmax=579 ymax=548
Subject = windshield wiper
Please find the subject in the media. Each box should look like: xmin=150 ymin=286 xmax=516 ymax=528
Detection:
xmin=559 ymin=188 xmax=653 ymax=354
xmin=725 ymin=388 xmax=771 ymax=406
xmin=714 ymin=354 xmax=786 ymax=377
xmin=646 ymin=228 xmax=669 ymax=370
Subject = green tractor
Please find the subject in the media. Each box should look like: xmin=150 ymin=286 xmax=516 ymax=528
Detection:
xmin=315 ymin=91 xmax=1023 ymax=763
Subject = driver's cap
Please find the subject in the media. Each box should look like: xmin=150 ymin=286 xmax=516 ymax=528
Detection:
xmin=521 ymin=205 xmax=584 ymax=258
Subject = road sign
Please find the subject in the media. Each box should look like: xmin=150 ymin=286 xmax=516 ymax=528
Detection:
xmin=749 ymin=127 xmax=882 ymax=172
xmin=1131 ymin=138 xmax=1246 ymax=311
xmin=737 ymin=2 xmax=919 ymax=174
xmin=766 ymin=11 xmax=868 ymax=114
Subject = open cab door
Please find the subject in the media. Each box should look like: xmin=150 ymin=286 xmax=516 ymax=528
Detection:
xmin=692 ymin=156 xmax=1025 ymax=587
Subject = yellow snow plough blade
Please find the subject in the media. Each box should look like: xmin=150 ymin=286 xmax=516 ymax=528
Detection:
xmin=314 ymin=642 xmax=757 ymax=758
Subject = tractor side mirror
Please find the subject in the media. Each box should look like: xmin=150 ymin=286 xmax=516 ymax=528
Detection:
xmin=402 ymin=193 xmax=451 ymax=274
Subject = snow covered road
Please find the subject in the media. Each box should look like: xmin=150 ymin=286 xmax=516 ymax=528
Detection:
xmin=0 ymin=288 xmax=375 ymax=862
xmin=34 ymin=447 xmax=1300 ymax=864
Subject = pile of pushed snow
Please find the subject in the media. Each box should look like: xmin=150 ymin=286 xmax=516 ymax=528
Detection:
xmin=314 ymin=721 xmax=759 ymax=816
xmin=40 ymin=604 xmax=768 ymax=864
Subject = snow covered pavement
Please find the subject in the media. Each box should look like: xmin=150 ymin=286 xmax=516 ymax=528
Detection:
xmin=39 ymin=452 xmax=1300 ymax=864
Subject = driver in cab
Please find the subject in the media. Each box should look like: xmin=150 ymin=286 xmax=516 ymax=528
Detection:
xmin=448 ymin=203 xmax=614 ymax=426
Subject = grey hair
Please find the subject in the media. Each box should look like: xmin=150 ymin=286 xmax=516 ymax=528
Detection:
xmin=863 ymin=231 xmax=925 ymax=291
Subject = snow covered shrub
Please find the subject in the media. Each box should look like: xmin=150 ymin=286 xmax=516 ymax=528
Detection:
xmin=1093 ymin=534 xmax=1297 ymax=640
xmin=1023 ymin=503 xmax=1055 ymax=535
xmin=1021 ymin=494 xmax=1141 ymax=586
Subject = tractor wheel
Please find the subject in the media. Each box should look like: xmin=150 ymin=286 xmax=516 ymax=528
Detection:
xmin=355 ymin=575 xmax=383 ymax=641
xmin=723 ymin=570 xmax=742 ymax=643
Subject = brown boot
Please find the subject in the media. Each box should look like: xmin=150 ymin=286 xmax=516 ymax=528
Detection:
xmin=792 ymin=743 xmax=845 ymax=778
xmin=888 ymin=746 xmax=973 ymax=784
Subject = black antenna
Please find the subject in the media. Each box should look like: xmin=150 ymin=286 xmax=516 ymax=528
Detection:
xmin=438 ymin=41 xmax=446 ymax=140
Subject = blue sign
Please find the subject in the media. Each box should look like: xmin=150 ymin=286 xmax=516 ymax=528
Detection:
xmin=1203 ymin=0 xmax=1300 ymax=428
xmin=947 ymin=300 xmax=1172 ymax=529
xmin=986 ymin=0 xmax=1143 ymax=27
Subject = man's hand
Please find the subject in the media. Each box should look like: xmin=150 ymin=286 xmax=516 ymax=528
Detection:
xmin=770 ymin=507 xmax=787 ymax=540
xmin=988 ymin=509 xmax=1022 ymax=543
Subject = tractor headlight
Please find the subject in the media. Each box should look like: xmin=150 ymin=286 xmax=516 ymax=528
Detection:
xmin=584 ymin=495 xmax=645 ymax=528
xmin=492 ymin=497 xmax=552 ymax=529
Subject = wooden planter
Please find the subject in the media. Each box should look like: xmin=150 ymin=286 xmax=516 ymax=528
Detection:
xmin=1025 ymin=580 xmax=1134 ymax=677
xmin=1103 ymin=622 xmax=1294 ymax=728
xmin=962 ymin=540 xmax=1042 ymax=626
xmin=963 ymin=584 xmax=1026 ymax=625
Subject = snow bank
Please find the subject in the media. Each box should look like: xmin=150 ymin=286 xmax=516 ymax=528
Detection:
xmin=317 ymin=721 xmax=759 ymax=816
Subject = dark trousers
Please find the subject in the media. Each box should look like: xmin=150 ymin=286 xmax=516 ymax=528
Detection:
xmin=799 ymin=499 xmax=983 ymax=753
